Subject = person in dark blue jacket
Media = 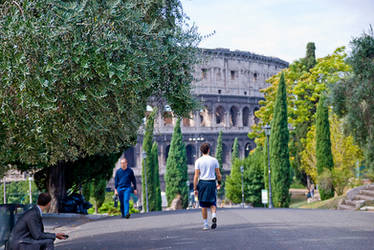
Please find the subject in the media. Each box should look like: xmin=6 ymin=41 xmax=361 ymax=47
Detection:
xmin=114 ymin=157 xmax=137 ymax=218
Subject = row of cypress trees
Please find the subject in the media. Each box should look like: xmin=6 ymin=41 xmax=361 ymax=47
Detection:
xmin=142 ymin=109 xmax=162 ymax=211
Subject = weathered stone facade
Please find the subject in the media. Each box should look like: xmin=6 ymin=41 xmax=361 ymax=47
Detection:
xmin=110 ymin=48 xmax=288 ymax=196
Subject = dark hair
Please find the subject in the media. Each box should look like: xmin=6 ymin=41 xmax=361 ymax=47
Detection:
xmin=37 ymin=193 xmax=51 ymax=206
xmin=200 ymin=143 xmax=210 ymax=154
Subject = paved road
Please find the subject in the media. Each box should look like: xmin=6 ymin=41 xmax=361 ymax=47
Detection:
xmin=54 ymin=208 xmax=374 ymax=250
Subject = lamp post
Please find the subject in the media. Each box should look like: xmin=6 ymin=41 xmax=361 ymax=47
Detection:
xmin=142 ymin=150 xmax=149 ymax=213
xmin=240 ymin=165 xmax=244 ymax=208
xmin=264 ymin=124 xmax=273 ymax=208
xmin=189 ymin=136 xmax=205 ymax=159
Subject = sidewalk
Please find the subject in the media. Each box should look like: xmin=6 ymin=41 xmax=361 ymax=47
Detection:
xmin=43 ymin=213 xmax=110 ymax=232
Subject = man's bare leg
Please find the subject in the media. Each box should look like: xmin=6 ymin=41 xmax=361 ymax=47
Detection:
xmin=202 ymin=207 xmax=208 ymax=219
xmin=201 ymin=207 xmax=209 ymax=230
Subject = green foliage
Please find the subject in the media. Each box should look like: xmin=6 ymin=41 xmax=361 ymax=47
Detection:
xmin=0 ymin=180 xmax=39 ymax=204
xmin=88 ymin=198 xmax=139 ymax=216
xmin=226 ymin=148 xmax=265 ymax=206
xmin=0 ymin=0 xmax=200 ymax=210
xmin=82 ymin=182 xmax=92 ymax=202
xmin=231 ymin=138 xmax=239 ymax=163
xmin=316 ymin=96 xmax=334 ymax=200
xmin=165 ymin=119 xmax=188 ymax=208
xmin=225 ymin=158 xmax=242 ymax=203
xmin=142 ymin=109 xmax=157 ymax=211
xmin=215 ymin=131 xmax=225 ymax=197
xmin=243 ymin=148 xmax=265 ymax=207
xmin=92 ymin=179 xmax=107 ymax=213
xmin=331 ymin=27 xmax=374 ymax=172
xmin=317 ymin=169 xmax=334 ymax=199
xmin=152 ymin=142 xmax=162 ymax=211
xmin=269 ymin=73 xmax=292 ymax=208
xmin=249 ymin=45 xmax=350 ymax=187
xmin=303 ymin=42 xmax=317 ymax=70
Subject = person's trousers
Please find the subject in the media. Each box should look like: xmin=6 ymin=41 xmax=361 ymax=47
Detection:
xmin=11 ymin=239 xmax=54 ymax=250
xmin=118 ymin=187 xmax=131 ymax=217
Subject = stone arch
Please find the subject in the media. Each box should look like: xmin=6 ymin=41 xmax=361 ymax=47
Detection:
xmin=123 ymin=147 xmax=136 ymax=168
xmin=244 ymin=143 xmax=252 ymax=157
xmin=200 ymin=108 xmax=211 ymax=127
xmin=215 ymin=106 xmax=225 ymax=126
xmin=183 ymin=113 xmax=194 ymax=127
xmin=230 ymin=106 xmax=239 ymax=127
xmin=164 ymin=145 xmax=170 ymax=164
xmin=186 ymin=144 xmax=195 ymax=165
xmin=242 ymin=107 xmax=250 ymax=127
xmin=253 ymin=107 xmax=260 ymax=125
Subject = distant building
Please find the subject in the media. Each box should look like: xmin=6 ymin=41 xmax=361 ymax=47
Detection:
xmin=109 ymin=48 xmax=288 ymax=198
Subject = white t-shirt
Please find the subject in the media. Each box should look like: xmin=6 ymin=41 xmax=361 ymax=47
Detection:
xmin=195 ymin=155 xmax=219 ymax=180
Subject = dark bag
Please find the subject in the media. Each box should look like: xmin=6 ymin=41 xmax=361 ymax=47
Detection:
xmin=113 ymin=195 xmax=119 ymax=208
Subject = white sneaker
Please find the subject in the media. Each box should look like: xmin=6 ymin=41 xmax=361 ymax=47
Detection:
xmin=203 ymin=224 xmax=209 ymax=230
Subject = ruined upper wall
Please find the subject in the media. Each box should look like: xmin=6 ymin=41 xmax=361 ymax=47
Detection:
xmin=192 ymin=48 xmax=288 ymax=97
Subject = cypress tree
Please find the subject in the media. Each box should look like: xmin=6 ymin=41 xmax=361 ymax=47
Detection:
xmin=316 ymin=96 xmax=334 ymax=200
xmin=152 ymin=142 xmax=162 ymax=211
xmin=305 ymin=42 xmax=317 ymax=70
xmin=231 ymin=137 xmax=239 ymax=163
xmin=142 ymin=109 xmax=157 ymax=211
xmin=215 ymin=131 xmax=225 ymax=197
xmin=269 ymin=72 xmax=292 ymax=207
xmin=165 ymin=119 xmax=189 ymax=208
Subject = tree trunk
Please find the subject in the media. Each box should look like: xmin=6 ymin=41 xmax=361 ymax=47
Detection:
xmin=48 ymin=161 xmax=67 ymax=213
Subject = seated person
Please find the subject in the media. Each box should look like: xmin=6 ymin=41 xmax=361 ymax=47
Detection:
xmin=8 ymin=193 xmax=67 ymax=250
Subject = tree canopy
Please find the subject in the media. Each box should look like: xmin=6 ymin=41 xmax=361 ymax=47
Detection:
xmin=0 ymin=0 xmax=200 ymax=169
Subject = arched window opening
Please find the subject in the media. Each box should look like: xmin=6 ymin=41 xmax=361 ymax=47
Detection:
xmin=245 ymin=143 xmax=252 ymax=158
xmin=242 ymin=107 xmax=250 ymax=127
xmin=215 ymin=106 xmax=225 ymax=126
xmin=230 ymin=106 xmax=239 ymax=127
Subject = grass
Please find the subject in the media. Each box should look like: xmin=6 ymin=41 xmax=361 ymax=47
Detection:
xmin=291 ymin=195 xmax=344 ymax=209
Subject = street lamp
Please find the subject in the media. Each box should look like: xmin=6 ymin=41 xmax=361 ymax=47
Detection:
xmin=240 ymin=165 xmax=244 ymax=208
xmin=264 ymin=124 xmax=273 ymax=208
xmin=189 ymin=136 xmax=205 ymax=158
xmin=142 ymin=151 xmax=149 ymax=213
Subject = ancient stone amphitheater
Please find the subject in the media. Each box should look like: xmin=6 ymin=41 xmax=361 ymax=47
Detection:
xmin=110 ymin=48 xmax=288 ymax=197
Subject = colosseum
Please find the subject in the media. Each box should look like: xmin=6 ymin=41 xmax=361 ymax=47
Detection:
xmin=110 ymin=48 xmax=288 ymax=202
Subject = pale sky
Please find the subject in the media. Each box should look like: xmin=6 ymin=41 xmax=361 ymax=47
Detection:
xmin=181 ymin=0 xmax=374 ymax=63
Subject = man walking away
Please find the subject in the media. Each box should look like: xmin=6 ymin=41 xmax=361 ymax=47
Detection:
xmin=194 ymin=143 xmax=222 ymax=230
xmin=8 ymin=193 xmax=67 ymax=250
xmin=115 ymin=157 xmax=137 ymax=218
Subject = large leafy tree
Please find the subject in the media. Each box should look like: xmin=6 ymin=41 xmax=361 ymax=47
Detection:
xmin=165 ymin=119 xmax=188 ymax=208
xmin=301 ymin=114 xmax=363 ymax=195
xmin=0 ymin=0 xmax=200 ymax=211
xmin=250 ymin=46 xmax=350 ymax=187
xmin=331 ymin=28 xmax=374 ymax=173
xmin=269 ymin=73 xmax=291 ymax=208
